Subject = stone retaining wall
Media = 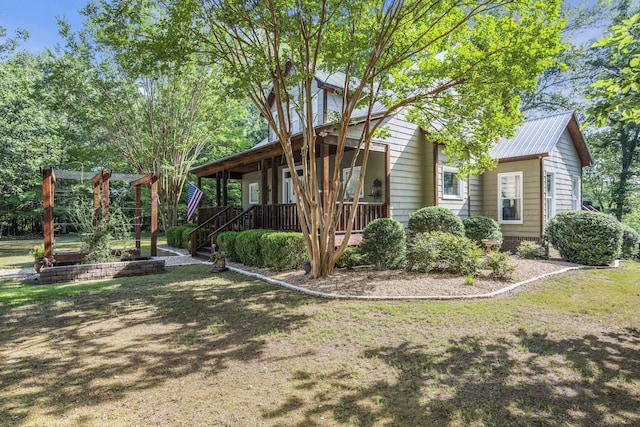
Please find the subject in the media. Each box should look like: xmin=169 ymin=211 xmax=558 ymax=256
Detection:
xmin=39 ymin=259 xmax=166 ymax=284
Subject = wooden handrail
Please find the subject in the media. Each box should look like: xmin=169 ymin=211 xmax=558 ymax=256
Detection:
xmin=189 ymin=206 xmax=233 ymax=256
xmin=207 ymin=205 xmax=256 ymax=243
xmin=189 ymin=206 xmax=233 ymax=236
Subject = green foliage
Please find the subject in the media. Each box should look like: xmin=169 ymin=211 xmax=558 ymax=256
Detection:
xmin=620 ymin=224 xmax=640 ymax=259
xmin=408 ymin=207 xmax=464 ymax=236
xmin=166 ymin=226 xmax=182 ymax=248
xmin=463 ymin=216 xmax=502 ymax=249
xmin=29 ymin=245 xmax=45 ymax=260
xmin=359 ymin=218 xmax=406 ymax=269
xmin=517 ymin=241 xmax=544 ymax=259
xmin=181 ymin=224 xmax=197 ymax=249
xmin=544 ymin=211 xmax=623 ymax=265
xmin=234 ymin=229 xmax=273 ymax=267
xmin=260 ymin=232 xmax=308 ymax=271
xmin=216 ymin=231 xmax=239 ymax=262
xmin=406 ymin=232 xmax=483 ymax=276
xmin=623 ymin=210 xmax=640 ymax=234
xmin=335 ymin=247 xmax=365 ymax=269
xmin=483 ymin=251 xmax=516 ymax=281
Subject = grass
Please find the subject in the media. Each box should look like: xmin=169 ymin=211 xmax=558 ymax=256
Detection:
xmin=0 ymin=234 xmax=172 ymax=269
xmin=0 ymin=261 xmax=639 ymax=426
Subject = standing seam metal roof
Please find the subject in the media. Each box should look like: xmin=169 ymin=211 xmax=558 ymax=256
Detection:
xmin=489 ymin=111 xmax=574 ymax=160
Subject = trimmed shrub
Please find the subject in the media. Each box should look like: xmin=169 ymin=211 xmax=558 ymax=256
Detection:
xmin=181 ymin=224 xmax=197 ymax=249
xmin=621 ymin=224 xmax=640 ymax=259
xmin=335 ymin=247 xmax=365 ymax=269
xmin=408 ymin=207 xmax=464 ymax=236
xmin=544 ymin=211 xmax=623 ymax=265
xmin=517 ymin=240 xmax=544 ymax=259
xmin=260 ymin=232 xmax=308 ymax=271
xmin=359 ymin=218 xmax=406 ymax=269
xmin=406 ymin=231 xmax=483 ymax=276
xmin=235 ymin=229 xmax=274 ymax=267
xmin=166 ymin=226 xmax=182 ymax=247
xmin=216 ymin=231 xmax=240 ymax=262
xmin=463 ymin=216 xmax=502 ymax=250
xmin=483 ymin=251 xmax=516 ymax=281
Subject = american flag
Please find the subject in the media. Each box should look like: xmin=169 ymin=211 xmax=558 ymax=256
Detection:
xmin=187 ymin=183 xmax=204 ymax=221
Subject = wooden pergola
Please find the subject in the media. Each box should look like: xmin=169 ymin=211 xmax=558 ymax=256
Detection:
xmin=40 ymin=167 xmax=159 ymax=264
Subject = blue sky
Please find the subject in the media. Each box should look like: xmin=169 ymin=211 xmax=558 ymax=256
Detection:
xmin=0 ymin=0 xmax=611 ymax=54
xmin=1 ymin=0 xmax=87 ymax=52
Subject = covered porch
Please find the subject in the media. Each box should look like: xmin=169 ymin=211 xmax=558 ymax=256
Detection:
xmin=188 ymin=133 xmax=390 ymax=256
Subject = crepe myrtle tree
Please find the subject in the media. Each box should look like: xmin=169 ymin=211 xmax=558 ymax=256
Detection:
xmin=141 ymin=0 xmax=564 ymax=277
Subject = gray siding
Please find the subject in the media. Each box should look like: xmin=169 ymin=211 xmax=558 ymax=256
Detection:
xmin=436 ymin=146 xmax=470 ymax=218
xmin=469 ymin=175 xmax=483 ymax=217
xmin=543 ymin=128 xmax=583 ymax=220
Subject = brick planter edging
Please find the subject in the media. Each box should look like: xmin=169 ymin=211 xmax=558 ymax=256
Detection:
xmin=39 ymin=259 xmax=166 ymax=285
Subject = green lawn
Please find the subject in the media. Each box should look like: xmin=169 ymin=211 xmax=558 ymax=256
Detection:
xmin=0 ymin=262 xmax=639 ymax=426
xmin=0 ymin=234 xmax=172 ymax=269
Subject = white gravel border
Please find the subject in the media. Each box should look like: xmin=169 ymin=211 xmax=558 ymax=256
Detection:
xmin=224 ymin=260 xmax=620 ymax=301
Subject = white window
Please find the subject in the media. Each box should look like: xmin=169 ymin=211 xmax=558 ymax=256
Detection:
xmin=282 ymin=166 xmax=303 ymax=203
xmin=343 ymin=166 xmax=363 ymax=200
xmin=248 ymin=182 xmax=260 ymax=204
xmin=498 ymin=172 xmax=523 ymax=224
xmin=545 ymin=172 xmax=555 ymax=222
xmin=442 ymin=166 xmax=463 ymax=199
xmin=572 ymin=176 xmax=581 ymax=210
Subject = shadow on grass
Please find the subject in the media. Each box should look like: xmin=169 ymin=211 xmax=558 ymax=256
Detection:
xmin=266 ymin=329 xmax=640 ymax=426
xmin=0 ymin=265 xmax=317 ymax=425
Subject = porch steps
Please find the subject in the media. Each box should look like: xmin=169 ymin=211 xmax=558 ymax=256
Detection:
xmin=195 ymin=249 xmax=212 ymax=260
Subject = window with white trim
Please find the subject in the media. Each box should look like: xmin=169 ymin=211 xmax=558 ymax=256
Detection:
xmin=498 ymin=172 xmax=523 ymax=224
xmin=545 ymin=172 xmax=555 ymax=222
xmin=249 ymin=182 xmax=260 ymax=204
xmin=342 ymin=166 xmax=363 ymax=200
xmin=571 ymin=176 xmax=581 ymax=210
xmin=442 ymin=166 xmax=463 ymax=199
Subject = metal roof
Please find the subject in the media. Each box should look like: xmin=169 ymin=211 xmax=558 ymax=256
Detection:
xmin=490 ymin=111 xmax=575 ymax=160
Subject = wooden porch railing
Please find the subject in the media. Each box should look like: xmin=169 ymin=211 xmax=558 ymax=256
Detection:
xmin=189 ymin=206 xmax=235 ymax=256
xmin=193 ymin=202 xmax=387 ymax=256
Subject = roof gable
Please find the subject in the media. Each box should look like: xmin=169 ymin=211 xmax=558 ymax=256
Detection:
xmin=490 ymin=111 xmax=592 ymax=167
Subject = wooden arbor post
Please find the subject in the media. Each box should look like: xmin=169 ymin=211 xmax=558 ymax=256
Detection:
xmin=132 ymin=173 xmax=159 ymax=257
xmin=40 ymin=167 xmax=56 ymax=261
xmin=91 ymin=170 xmax=113 ymax=221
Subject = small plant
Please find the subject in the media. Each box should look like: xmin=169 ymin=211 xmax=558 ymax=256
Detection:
xmin=464 ymin=275 xmax=475 ymax=285
xmin=408 ymin=206 xmax=465 ymax=236
xmin=483 ymin=251 xmax=516 ymax=281
xmin=359 ymin=218 xmax=406 ymax=269
xmin=29 ymin=245 xmax=45 ymax=259
xmin=517 ymin=240 xmax=544 ymax=259
xmin=544 ymin=211 xmax=623 ymax=265
xmin=406 ymin=231 xmax=483 ymax=276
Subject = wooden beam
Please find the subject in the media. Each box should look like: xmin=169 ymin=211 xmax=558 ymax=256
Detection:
xmin=216 ymin=172 xmax=221 ymax=206
xmin=385 ymin=146 xmax=391 ymax=218
xmin=135 ymin=185 xmax=141 ymax=252
xmin=271 ymin=157 xmax=279 ymax=205
xmin=131 ymin=173 xmax=155 ymax=186
xmin=102 ymin=174 xmax=110 ymax=221
xmin=41 ymin=167 xmax=55 ymax=261
xmin=261 ymin=159 xmax=268 ymax=205
xmin=150 ymin=175 xmax=158 ymax=257
xmin=222 ymin=171 xmax=228 ymax=206
xmin=93 ymin=181 xmax=100 ymax=222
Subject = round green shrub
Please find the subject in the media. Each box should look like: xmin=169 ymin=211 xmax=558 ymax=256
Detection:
xmin=235 ymin=229 xmax=274 ymax=267
xmin=463 ymin=216 xmax=502 ymax=249
xmin=335 ymin=247 xmax=365 ymax=269
xmin=406 ymin=231 xmax=483 ymax=275
xmin=359 ymin=218 xmax=406 ymax=269
xmin=543 ymin=211 xmax=623 ymax=265
xmin=216 ymin=231 xmax=240 ymax=262
xmin=181 ymin=224 xmax=197 ymax=249
xmin=408 ymin=207 xmax=464 ymax=236
xmin=260 ymin=232 xmax=308 ymax=271
xmin=621 ymin=224 xmax=640 ymax=259
xmin=166 ymin=226 xmax=182 ymax=247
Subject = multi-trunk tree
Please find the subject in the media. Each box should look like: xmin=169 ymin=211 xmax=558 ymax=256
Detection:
xmin=148 ymin=0 xmax=564 ymax=278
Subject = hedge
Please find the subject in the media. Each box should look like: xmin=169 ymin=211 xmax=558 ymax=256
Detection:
xmin=235 ymin=229 xmax=274 ymax=267
xmin=359 ymin=218 xmax=406 ymax=269
xmin=544 ymin=211 xmax=623 ymax=265
xmin=621 ymin=224 xmax=640 ymax=259
xmin=408 ymin=206 xmax=464 ymax=236
xmin=260 ymin=232 xmax=308 ymax=271
xmin=406 ymin=231 xmax=483 ymax=275
xmin=216 ymin=231 xmax=240 ymax=262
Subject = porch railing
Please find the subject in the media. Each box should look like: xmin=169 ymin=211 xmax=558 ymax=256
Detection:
xmin=189 ymin=206 xmax=235 ymax=256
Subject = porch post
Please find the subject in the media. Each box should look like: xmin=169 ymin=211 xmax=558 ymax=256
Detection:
xmin=271 ymin=157 xmax=279 ymax=204
xmin=93 ymin=180 xmax=100 ymax=222
xmin=215 ymin=172 xmax=221 ymax=207
xmin=222 ymin=170 xmax=228 ymax=206
xmin=261 ymin=159 xmax=268 ymax=205
xmin=385 ymin=145 xmax=391 ymax=218
xmin=41 ymin=167 xmax=55 ymax=261
xmin=150 ymin=175 xmax=158 ymax=257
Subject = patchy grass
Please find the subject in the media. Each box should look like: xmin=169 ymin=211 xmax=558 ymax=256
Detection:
xmin=0 ymin=262 xmax=639 ymax=426
xmin=0 ymin=234 xmax=171 ymax=269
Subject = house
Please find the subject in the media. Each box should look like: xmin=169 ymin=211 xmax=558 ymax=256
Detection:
xmin=189 ymin=72 xmax=591 ymax=254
